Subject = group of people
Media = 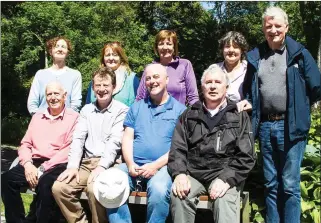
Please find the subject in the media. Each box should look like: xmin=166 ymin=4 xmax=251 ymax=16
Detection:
xmin=1 ymin=6 xmax=320 ymax=223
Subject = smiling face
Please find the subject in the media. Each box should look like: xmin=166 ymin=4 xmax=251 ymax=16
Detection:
xmin=202 ymin=70 xmax=228 ymax=106
xmin=223 ymin=40 xmax=242 ymax=66
xmin=145 ymin=64 xmax=168 ymax=99
xmin=51 ymin=39 xmax=69 ymax=62
xmin=263 ymin=16 xmax=288 ymax=49
xmin=45 ymin=82 xmax=66 ymax=115
xmin=92 ymin=75 xmax=115 ymax=105
xmin=104 ymin=47 xmax=121 ymax=71
xmin=157 ymin=38 xmax=174 ymax=60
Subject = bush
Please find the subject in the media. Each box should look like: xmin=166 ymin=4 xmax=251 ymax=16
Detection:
xmin=1 ymin=114 xmax=30 ymax=145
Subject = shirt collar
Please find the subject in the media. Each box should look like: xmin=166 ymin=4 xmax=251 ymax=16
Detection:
xmin=147 ymin=94 xmax=174 ymax=110
xmin=93 ymin=99 xmax=115 ymax=113
xmin=43 ymin=106 xmax=66 ymax=120
xmin=153 ymin=56 xmax=180 ymax=66
xmin=203 ymin=98 xmax=228 ymax=117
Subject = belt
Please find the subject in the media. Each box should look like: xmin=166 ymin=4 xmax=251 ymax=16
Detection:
xmin=262 ymin=113 xmax=285 ymax=121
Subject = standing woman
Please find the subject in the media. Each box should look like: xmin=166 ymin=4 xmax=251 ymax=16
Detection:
xmin=208 ymin=31 xmax=249 ymax=102
xmin=136 ymin=30 xmax=199 ymax=105
xmin=27 ymin=36 xmax=82 ymax=115
xmin=86 ymin=42 xmax=140 ymax=107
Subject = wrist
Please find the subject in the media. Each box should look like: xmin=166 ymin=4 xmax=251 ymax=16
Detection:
xmin=23 ymin=160 xmax=33 ymax=167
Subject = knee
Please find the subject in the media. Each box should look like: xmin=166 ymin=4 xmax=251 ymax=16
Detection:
xmin=52 ymin=181 xmax=68 ymax=198
xmin=283 ymin=177 xmax=300 ymax=195
xmin=148 ymin=182 xmax=171 ymax=203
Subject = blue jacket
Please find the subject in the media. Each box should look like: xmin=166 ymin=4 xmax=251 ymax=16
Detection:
xmin=243 ymin=36 xmax=321 ymax=141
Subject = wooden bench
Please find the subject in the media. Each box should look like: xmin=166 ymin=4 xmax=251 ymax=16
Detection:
xmin=10 ymin=159 xmax=251 ymax=223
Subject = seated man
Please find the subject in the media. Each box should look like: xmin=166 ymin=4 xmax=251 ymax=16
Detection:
xmin=52 ymin=67 xmax=128 ymax=223
xmin=168 ymin=66 xmax=256 ymax=223
xmin=1 ymin=81 xmax=79 ymax=223
xmin=107 ymin=64 xmax=186 ymax=223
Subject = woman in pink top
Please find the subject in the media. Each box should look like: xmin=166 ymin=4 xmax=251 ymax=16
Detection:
xmin=136 ymin=30 xmax=199 ymax=106
xmin=207 ymin=31 xmax=249 ymax=102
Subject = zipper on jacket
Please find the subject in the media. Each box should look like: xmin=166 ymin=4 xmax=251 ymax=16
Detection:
xmin=216 ymin=131 xmax=221 ymax=152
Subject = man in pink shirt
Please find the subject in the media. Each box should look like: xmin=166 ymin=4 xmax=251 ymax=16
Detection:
xmin=1 ymin=81 xmax=79 ymax=223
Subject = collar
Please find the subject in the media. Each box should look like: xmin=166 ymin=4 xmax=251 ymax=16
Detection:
xmin=43 ymin=106 xmax=66 ymax=120
xmin=153 ymin=56 xmax=180 ymax=67
xmin=202 ymin=98 xmax=228 ymax=117
xmin=147 ymin=94 xmax=174 ymax=110
xmin=93 ymin=99 xmax=115 ymax=113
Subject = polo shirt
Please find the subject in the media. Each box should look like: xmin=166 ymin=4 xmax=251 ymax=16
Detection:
xmin=124 ymin=95 xmax=186 ymax=165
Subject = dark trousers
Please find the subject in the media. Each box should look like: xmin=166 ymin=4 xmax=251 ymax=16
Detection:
xmin=1 ymin=159 xmax=66 ymax=223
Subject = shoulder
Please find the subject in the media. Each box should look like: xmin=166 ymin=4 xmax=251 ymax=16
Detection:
xmin=177 ymin=57 xmax=192 ymax=66
xmin=171 ymin=97 xmax=187 ymax=114
xmin=64 ymin=108 xmax=80 ymax=119
xmin=80 ymin=103 xmax=95 ymax=115
xmin=66 ymin=67 xmax=82 ymax=77
xmin=112 ymin=100 xmax=129 ymax=112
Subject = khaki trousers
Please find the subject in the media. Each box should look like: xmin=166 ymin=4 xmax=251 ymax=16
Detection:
xmin=52 ymin=157 xmax=108 ymax=223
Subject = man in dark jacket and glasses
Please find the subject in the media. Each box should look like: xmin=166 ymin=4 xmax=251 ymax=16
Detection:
xmin=168 ymin=66 xmax=256 ymax=223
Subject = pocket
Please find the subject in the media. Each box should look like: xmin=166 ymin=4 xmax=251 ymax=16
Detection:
xmin=154 ymin=118 xmax=176 ymax=138
xmin=214 ymin=130 xmax=226 ymax=154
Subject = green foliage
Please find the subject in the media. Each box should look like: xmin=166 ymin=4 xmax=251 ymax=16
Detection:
xmin=1 ymin=115 xmax=31 ymax=146
xmin=1 ymin=193 xmax=33 ymax=216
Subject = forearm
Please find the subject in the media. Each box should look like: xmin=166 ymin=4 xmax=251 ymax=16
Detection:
xmin=152 ymin=152 xmax=169 ymax=169
xmin=122 ymin=138 xmax=135 ymax=166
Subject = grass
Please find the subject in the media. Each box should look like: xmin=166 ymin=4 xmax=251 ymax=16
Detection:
xmin=1 ymin=193 xmax=33 ymax=216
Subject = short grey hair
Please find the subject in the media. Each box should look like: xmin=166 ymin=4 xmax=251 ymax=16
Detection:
xmin=262 ymin=6 xmax=288 ymax=26
xmin=201 ymin=65 xmax=230 ymax=86
xmin=45 ymin=81 xmax=66 ymax=94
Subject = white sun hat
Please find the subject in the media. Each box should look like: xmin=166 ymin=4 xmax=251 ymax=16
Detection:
xmin=93 ymin=167 xmax=130 ymax=208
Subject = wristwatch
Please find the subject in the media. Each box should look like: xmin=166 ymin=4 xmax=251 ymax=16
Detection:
xmin=38 ymin=165 xmax=45 ymax=178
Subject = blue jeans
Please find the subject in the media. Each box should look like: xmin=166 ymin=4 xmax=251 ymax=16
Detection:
xmin=259 ymin=120 xmax=306 ymax=223
xmin=107 ymin=163 xmax=172 ymax=223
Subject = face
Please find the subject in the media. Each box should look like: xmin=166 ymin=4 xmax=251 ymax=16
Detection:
xmin=202 ymin=72 xmax=228 ymax=104
xmin=263 ymin=16 xmax=288 ymax=48
xmin=46 ymin=84 xmax=66 ymax=115
xmin=104 ymin=47 xmax=121 ymax=71
xmin=223 ymin=41 xmax=242 ymax=65
xmin=145 ymin=65 xmax=169 ymax=98
xmin=92 ymin=75 xmax=115 ymax=104
xmin=157 ymin=38 xmax=174 ymax=59
xmin=51 ymin=39 xmax=68 ymax=61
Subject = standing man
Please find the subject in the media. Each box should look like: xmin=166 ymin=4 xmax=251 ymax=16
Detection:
xmin=52 ymin=67 xmax=128 ymax=223
xmin=1 ymin=81 xmax=79 ymax=223
xmin=107 ymin=64 xmax=186 ymax=223
xmin=240 ymin=6 xmax=321 ymax=223
xmin=168 ymin=66 xmax=255 ymax=223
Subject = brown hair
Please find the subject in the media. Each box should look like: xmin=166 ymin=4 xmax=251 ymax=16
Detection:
xmin=46 ymin=36 xmax=72 ymax=56
xmin=92 ymin=67 xmax=116 ymax=86
xmin=100 ymin=42 xmax=131 ymax=73
xmin=219 ymin=31 xmax=249 ymax=60
xmin=154 ymin=30 xmax=178 ymax=57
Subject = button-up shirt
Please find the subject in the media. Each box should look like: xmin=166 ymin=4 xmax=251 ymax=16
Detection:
xmin=67 ymin=99 xmax=129 ymax=169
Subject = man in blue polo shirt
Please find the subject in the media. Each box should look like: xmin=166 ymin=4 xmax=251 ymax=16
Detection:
xmin=106 ymin=64 xmax=186 ymax=223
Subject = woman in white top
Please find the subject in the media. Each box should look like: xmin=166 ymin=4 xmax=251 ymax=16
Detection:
xmin=27 ymin=36 xmax=82 ymax=115
xmin=208 ymin=31 xmax=249 ymax=102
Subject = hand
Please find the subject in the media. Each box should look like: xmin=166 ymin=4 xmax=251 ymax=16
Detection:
xmin=136 ymin=163 xmax=158 ymax=179
xmin=128 ymin=163 xmax=140 ymax=177
xmin=87 ymin=166 xmax=105 ymax=184
xmin=57 ymin=168 xmax=79 ymax=184
xmin=24 ymin=162 xmax=38 ymax=188
xmin=236 ymin=100 xmax=252 ymax=112
xmin=172 ymin=174 xmax=191 ymax=199
xmin=209 ymin=179 xmax=230 ymax=200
